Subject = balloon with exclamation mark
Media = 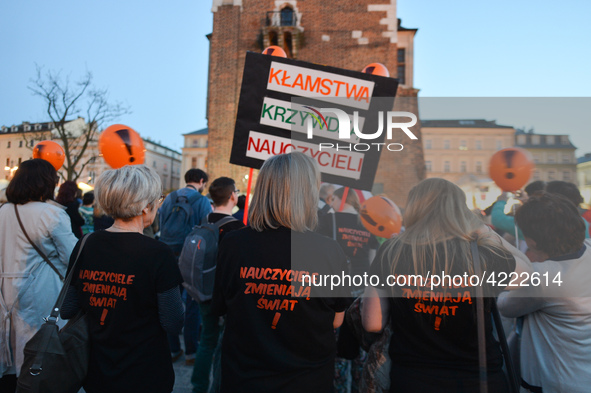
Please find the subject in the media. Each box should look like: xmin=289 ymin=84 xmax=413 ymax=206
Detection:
xmin=32 ymin=140 xmax=65 ymax=170
xmin=489 ymin=147 xmax=534 ymax=192
xmin=99 ymin=124 xmax=145 ymax=169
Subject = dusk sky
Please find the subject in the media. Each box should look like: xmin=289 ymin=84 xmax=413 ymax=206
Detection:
xmin=1 ymin=0 xmax=589 ymax=154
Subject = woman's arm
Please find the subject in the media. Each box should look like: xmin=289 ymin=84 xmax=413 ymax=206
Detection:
xmin=361 ymin=286 xmax=390 ymax=333
xmin=157 ymin=287 xmax=184 ymax=334
xmin=333 ymin=311 xmax=345 ymax=329
xmin=60 ymin=286 xmax=81 ymax=320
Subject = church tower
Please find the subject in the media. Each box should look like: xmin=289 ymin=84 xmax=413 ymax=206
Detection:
xmin=206 ymin=0 xmax=424 ymax=206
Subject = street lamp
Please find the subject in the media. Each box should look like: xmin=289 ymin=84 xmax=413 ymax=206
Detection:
xmin=4 ymin=165 xmax=18 ymax=179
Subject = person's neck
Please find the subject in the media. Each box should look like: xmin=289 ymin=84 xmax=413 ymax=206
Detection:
xmin=213 ymin=204 xmax=234 ymax=215
xmin=107 ymin=217 xmax=144 ymax=234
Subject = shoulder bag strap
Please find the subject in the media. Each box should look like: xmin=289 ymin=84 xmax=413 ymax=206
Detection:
xmin=14 ymin=204 xmax=64 ymax=281
xmin=470 ymin=240 xmax=488 ymax=393
xmin=491 ymin=300 xmax=520 ymax=393
xmin=48 ymin=233 xmax=91 ymax=321
xmin=332 ymin=213 xmax=337 ymax=241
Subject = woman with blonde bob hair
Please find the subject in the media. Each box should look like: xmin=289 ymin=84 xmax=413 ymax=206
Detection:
xmin=60 ymin=165 xmax=184 ymax=393
xmin=362 ymin=178 xmax=517 ymax=393
xmin=211 ymin=152 xmax=351 ymax=393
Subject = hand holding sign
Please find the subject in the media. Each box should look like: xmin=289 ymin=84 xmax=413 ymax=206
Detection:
xmin=360 ymin=196 xmax=402 ymax=238
xmin=99 ymin=124 xmax=145 ymax=169
xmin=33 ymin=141 xmax=65 ymax=170
xmin=489 ymin=147 xmax=534 ymax=192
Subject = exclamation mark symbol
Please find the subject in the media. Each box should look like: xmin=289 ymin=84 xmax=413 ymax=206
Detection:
xmin=35 ymin=144 xmax=44 ymax=156
xmin=503 ymin=150 xmax=516 ymax=179
xmin=365 ymin=66 xmax=376 ymax=74
xmin=434 ymin=317 xmax=441 ymax=331
xmin=360 ymin=208 xmax=384 ymax=232
xmin=100 ymin=309 xmax=108 ymax=325
xmin=271 ymin=312 xmax=281 ymax=329
xmin=115 ymin=129 xmax=136 ymax=163
xmin=267 ymin=48 xmax=275 ymax=55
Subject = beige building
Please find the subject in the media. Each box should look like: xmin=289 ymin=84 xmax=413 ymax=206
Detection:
xmin=1 ymin=119 xmax=181 ymax=191
xmin=578 ymin=154 xmax=591 ymax=207
xmin=180 ymin=128 xmax=208 ymax=187
xmin=421 ymin=119 xmax=516 ymax=209
xmin=515 ymin=131 xmax=577 ymax=184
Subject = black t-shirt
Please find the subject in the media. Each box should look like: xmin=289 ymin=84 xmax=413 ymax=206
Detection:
xmin=211 ymin=227 xmax=351 ymax=393
xmin=318 ymin=212 xmax=379 ymax=276
xmin=68 ymin=231 xmax=183 ymax=393
xmin=369 ymin=239 xmax=516 ymax=392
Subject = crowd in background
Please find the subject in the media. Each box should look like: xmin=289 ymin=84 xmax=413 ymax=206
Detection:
xmin=1 ymin=153 xmax=590 ymax=393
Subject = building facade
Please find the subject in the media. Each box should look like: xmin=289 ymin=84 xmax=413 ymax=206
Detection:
xmin=1 ymin=120 xmax=181 ymax=190
xmin=577 ymin=154 xmax=591 ymax=206
xmin=206 ymin=0 xmax=424 ymax=207
xmin=421 ymin=119 xmax=516 ymax=209
xmin=515 ymin=130 xmax=577 ymax=184
xmin=180 ymin=128 xmax=209 ymax=187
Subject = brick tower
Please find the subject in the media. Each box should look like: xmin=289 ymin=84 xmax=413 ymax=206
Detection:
xmin=206 ymin=0 xmax=424 ymax=207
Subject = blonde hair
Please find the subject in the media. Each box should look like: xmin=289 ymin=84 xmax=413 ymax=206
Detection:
xmin=249 ymin=152 xmax=319 ymax=232
xmin=385 ymin=178 xmax=505 ymax=276
xmin=333 ymin=186 xmax=361 ymax=212
xmin=95 ymin=165 xmax=161 ymax=220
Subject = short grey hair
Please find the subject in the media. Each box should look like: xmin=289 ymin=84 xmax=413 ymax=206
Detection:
xmin=95 ymin=165 xmax=162 ymax=220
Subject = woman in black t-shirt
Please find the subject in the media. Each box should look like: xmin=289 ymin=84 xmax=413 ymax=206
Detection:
xmin=212 ymin=152 xmax=351 ymax=393
xmin=61 ymin=165 xmax=184 ymax=393
xmin=362 ymin=178 xmax=517 ymax=393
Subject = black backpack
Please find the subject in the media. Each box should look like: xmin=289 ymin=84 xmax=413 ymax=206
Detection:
xmin=159 ymin=190 xmax=203 ymax=254
xmin=178 ymin=215 xmax=237 ymax=303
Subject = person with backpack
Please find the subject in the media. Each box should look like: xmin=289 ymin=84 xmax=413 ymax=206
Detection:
xmin=183 ymin=177 xmax=245 ymax=393
xmin=159 ymin=168 xmax=212 ymax=364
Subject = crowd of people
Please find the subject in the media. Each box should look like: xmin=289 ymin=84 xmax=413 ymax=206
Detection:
xmin=0 ymin=153 xmax=590 ymax=393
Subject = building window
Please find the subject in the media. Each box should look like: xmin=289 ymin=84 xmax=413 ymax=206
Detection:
xmin=475 ymin=161 xmax=482 ymax=173
xmin=532 ymin=135 xmax=540 ymax=145
xmin=425 ymin=161 xmax=432 ymax=172
xmin=191 ymin=157 xmax=197 ymax=168
xmin=532 ymin=170 xmax=540 ymax=180
xmin=152 ymin=160 xmax=157 ymax=168
xmin=34 ymin=124 xmax=42 ymax=131
xmin=444 ymin=140 xmax=450 ymax=149
xmin=18 ymin=157 xmax=22 ymax=165
xmin=561 ymin=136 xmax=569 ymax=145
xmin=444 ymin=161 xmax=451 ymax=173
xmin=475 ymin=140 xmax=482 ymax=150
xmin=19 ymin=140 xmax=23 ymax=148
xmin=5 ymin=158 xmax=9 ymax=166
xmin=546 ymin=135 xmax=555 ymax=145
xmin=460 ymin=140 xmax=467 ymax=150
xmin=163 ymin=163 xmax=167 ymax=171
xmin=425 ymin=139 xmax=432 ymax=149
xmin=563 ymin=171 xmax=571 ymax=181
xmin=533 ymin=154 xmax=541 ymax=163
xmin=460 ymin=161 xmax=467 ymax=173
xmin=547 ymin=154 xmax=555 ymax=163
xmin=192 ymin=139 xmax=198 ymax=147
xmin=517 ymin=135 xmax=526 ymax=145
xmin=548 ymin=170 xmax=556 ymax=180
xmin=30 ymin=139 xmax=34 ymax=147
xmin=11 ymin=126 xmax=17 ymax=132
xmin=397 ymin=48 xmax=406 ymax=85
xmin=280 ymin=6 xmax=294 ymax=26
xmin=496 ymin=140 xmax=502 ymax=150
xmin=562 ymin=154 xmax=570 ymax=163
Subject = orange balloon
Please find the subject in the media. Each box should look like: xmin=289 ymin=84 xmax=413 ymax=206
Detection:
xmin=32 ymin=141 xmax=65 ymax=170
xmin=362 ymin=63 xmax=390 ymax=77
xmin=360 ymin=196 xmax=402 ymax=238
xmin=489 ymin=147 xmax=534 ymax=192
xmin=99 ymin=124 xmax=145 ymax=169
xmin=262 ymin=46 xmax=287 ymax=58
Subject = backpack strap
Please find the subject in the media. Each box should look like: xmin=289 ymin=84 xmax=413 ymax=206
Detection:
xmin=213 ymin=215 xmax=238 ymax=229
